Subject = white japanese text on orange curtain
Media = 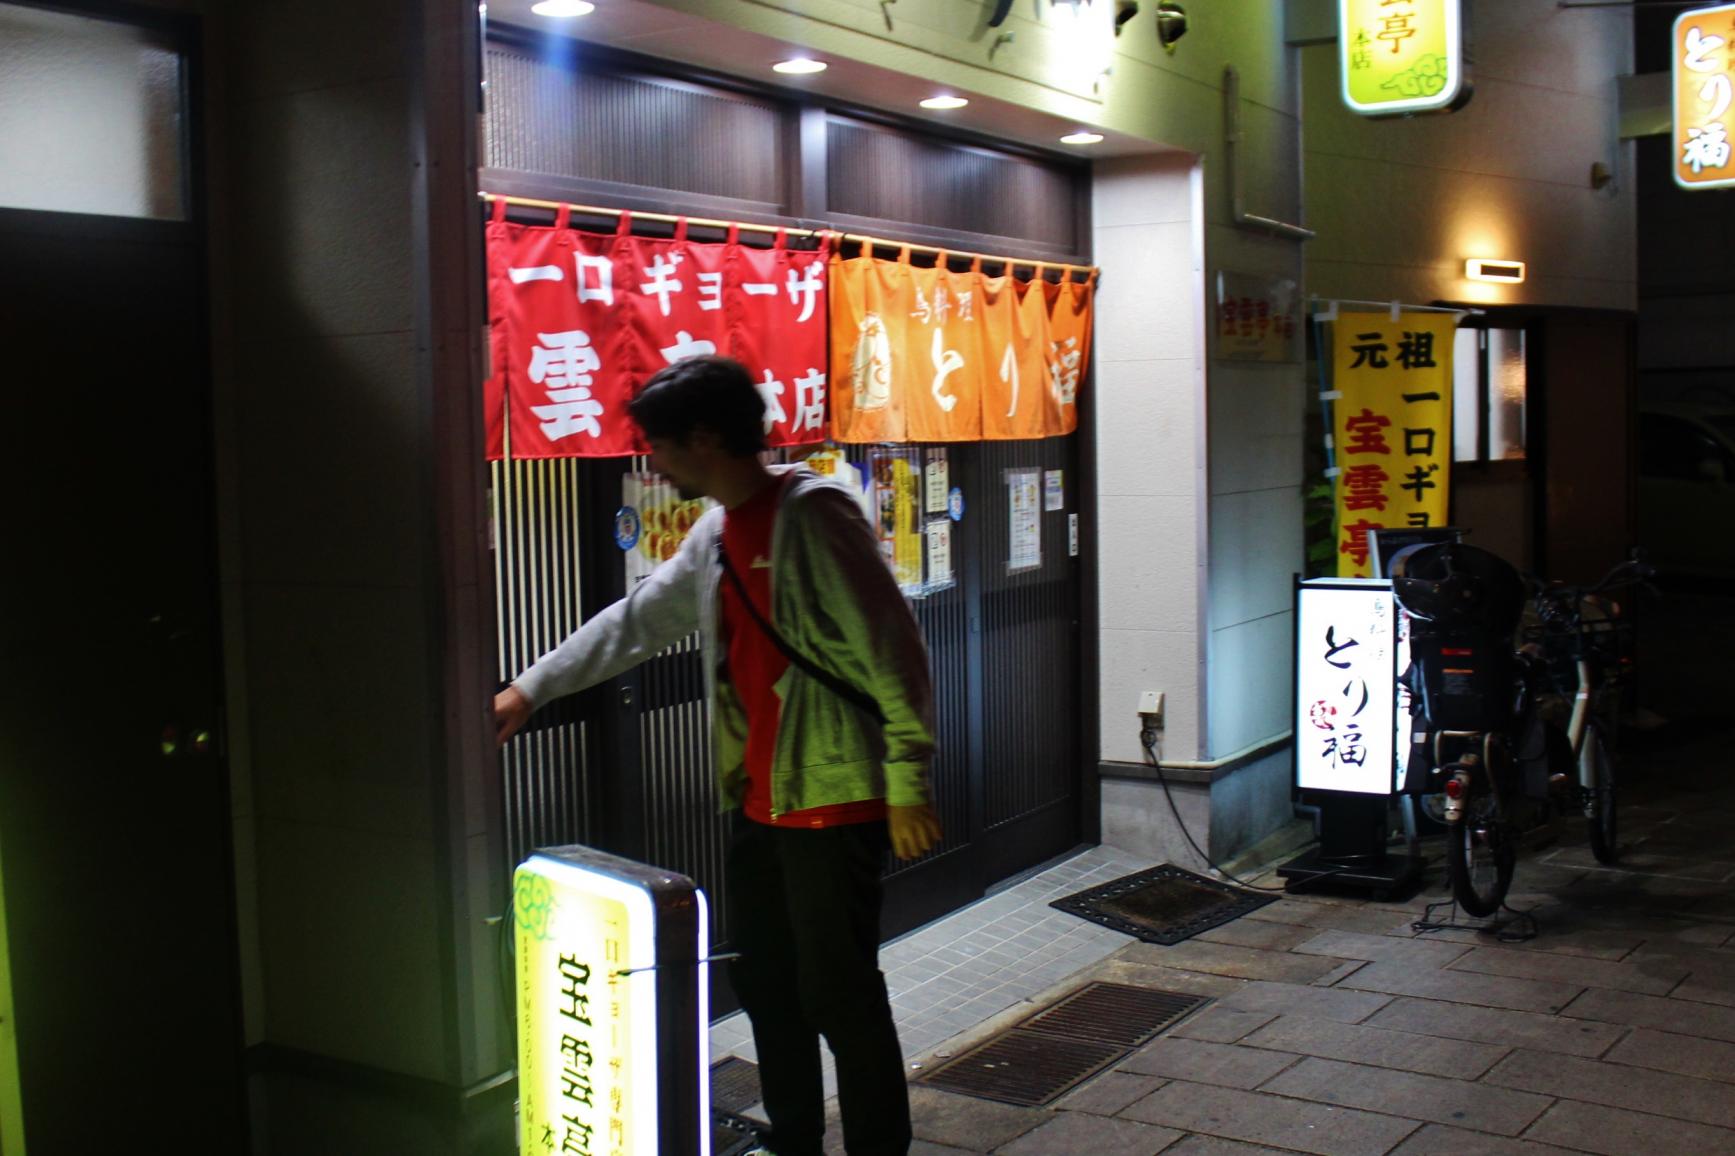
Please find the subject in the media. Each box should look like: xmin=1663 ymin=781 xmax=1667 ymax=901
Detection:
xmin=829 ymin=248 xmax=1093 ymax=443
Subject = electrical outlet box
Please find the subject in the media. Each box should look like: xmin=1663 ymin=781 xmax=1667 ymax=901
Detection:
xmin=1138 ymin=690 xmax=1165 ymax=725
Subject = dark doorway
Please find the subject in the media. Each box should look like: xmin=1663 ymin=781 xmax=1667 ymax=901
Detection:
xmin=0 ymin=5 xmax=245 ymax=1149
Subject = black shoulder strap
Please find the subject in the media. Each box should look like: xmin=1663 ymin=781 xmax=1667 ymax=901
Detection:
xmin=716 ymin=542 xmax=887 ymax=725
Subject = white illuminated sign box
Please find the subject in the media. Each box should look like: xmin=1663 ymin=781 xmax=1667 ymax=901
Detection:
xmin=1295 ymin=578 xmax=1409 ymax=796
xmin=515 ymin=845 xmax=710 ymax=1156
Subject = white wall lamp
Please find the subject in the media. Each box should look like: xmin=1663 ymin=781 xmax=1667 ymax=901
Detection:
xmin=1465 ymin=258 xmax=1526 ymax=284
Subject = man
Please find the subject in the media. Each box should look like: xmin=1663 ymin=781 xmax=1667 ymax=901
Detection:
xmin=494 ymin=355 xmax=941 ymax=1156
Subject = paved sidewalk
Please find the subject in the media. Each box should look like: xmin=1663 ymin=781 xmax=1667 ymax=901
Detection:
xmin=720 ymin=713 xmax=1735 ymax=1155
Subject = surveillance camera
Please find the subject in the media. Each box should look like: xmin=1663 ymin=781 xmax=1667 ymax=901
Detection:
xmin=1155 ymin=1 xmax=1187 ymax=52
xmin=1114 ymin=0 xmax=1139 ymax=35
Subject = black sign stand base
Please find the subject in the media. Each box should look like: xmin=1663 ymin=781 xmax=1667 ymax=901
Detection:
xmin=1277 ymin=793 xmax=1423 ymax=901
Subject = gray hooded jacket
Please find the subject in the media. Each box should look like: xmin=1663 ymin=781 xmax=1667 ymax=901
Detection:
xmin=513 ymin=466 xmax=935 ymax=818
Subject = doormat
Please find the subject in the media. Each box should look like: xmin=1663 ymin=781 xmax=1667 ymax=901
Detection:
xmin=916 ymin=981 xmax=1210 ymax=1107
xmin=710 ymin=1057 xmax=767 ymax=1156
xmin=1049 ymin=863 xmax=1277 ymax=945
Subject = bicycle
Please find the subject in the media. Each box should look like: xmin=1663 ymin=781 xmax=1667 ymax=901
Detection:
xmin=1392 ymin=547 xmax=1647 ymax=917
xmin=1523 ymin=559 xmax=1652 ymax=866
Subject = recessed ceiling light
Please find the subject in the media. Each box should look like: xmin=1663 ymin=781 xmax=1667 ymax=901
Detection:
xmin=773 ymin=58 xmax=828 ymax=75
xmin=530 ymin=0 xmax=594 ymax=16
xmin=1060 ymin=130 xmax=1104 ymax=145
xmin=920 ymin=95 xmax=969 ymax=110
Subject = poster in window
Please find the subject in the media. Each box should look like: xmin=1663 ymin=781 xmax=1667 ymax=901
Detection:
xmin=1007 ymin=467 xmax=1042 ymax=573
xmin=870 ymin=448 xmax=925 ymax=594
xmin=925 ymin=520 xmax=954 ymax=593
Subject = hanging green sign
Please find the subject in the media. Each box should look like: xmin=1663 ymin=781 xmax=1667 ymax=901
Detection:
xmin=1340 ymin=0 xmax=1467 ymax=116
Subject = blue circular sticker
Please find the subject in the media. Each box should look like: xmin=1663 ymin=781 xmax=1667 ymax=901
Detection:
xmin=948 ymin=487 xmax=965 ymax=523
xmin=613 ymin=506 xmax=642 ymax=551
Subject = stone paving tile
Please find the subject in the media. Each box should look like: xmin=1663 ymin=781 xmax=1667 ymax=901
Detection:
xmin=1543 ymin=844 xmax=1735 ymax=880
xmin=1603 ymin=1026 xmax=1735 ymax=1083
xmin=1445 ymin=944 xmax=1688 ymax=995
xmin=1119 ymin=1079 xmax=1421 ymax=1156
xmin=1242 ymin=898 xmax=1421 ymax=936
xmin=1052 ymin=1071 xmax=1167 ymax=1117
xmin=1673 ymin=923 xmax=1735 ymax=947
xmin=1522 ymin=1099 xmax=1735 ymax=1156
xmin=1627 ymin=944 xmax=1735 ymax=1006
xmin=1292 ymin=929 xmax=1472 ymax=969
xmin=1673 ymin=978 xmax=1735 ymax=1008
xmin=1160 ymin=1137 xmax=1298 ymax=1156
xmin=1095 ymin=960 xmax=1250 ymax=1001
xmin=1336 ymin=961 xmax=1583 ymax=1014
xmin=992 ymin=1111 xmax=1184 ymax=1156
xmin=905 ymin=1086 xmax=1048 ymax=1152
xmin=1215 ymin=979 xmax=1392 ymax=1023
xmin=1116 ymin=1036 xmax=1300 ymax=1090
xmin=1194 ymin=918 xmax=1320 ymax=952
xmin=1240 ymin=1014 xmax=1508 ymax=1079
xmin=1486 ymin=1047 xmax=1735 ymax=1130
xmin=1121 ymin=940 xmax=1351 ymax=985
xmin=1363 ymin=996 xmax=1627 ymax=1058
xmin=1167 ymin=1006 xmax=1276 ymax=1044
xmin=1560 ymin=985 xmax=1735 ymax=1042
xmin=1309 ymin=959 xmax=1369 ymax=987
xmin=1410 ymin=923 xmax=1646 ymax=961
xmin=1386 ymin=1122 xmax=1587 ymax=1156
xmin=1258 ymin=1057 xmax=1552 ymax=1137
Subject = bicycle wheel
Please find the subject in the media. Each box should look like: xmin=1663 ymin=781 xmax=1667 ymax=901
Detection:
xmin=1583 ymin=722 xmax=1619 ymax=865
xmin=1445 ymin=790 xmax=1515 ymax=917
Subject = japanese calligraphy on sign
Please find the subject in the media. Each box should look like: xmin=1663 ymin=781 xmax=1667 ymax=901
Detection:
xmin=1339 ymin=0 xmax=1466 ymax=116
xmin=1329 ymin=312 xmax=1455 ymax=579
xmin=515 ymin=857 xmax=655 ymax=1156
xmin=830 ymin=251 xmax=1093 ymax=443
xmin=486 ymin=200 xmax=830 ymax=459
xmin=1214 ymin=271 xmax=1301 ymax=363
xmin=1295 ymin=580 xmax=1401 ymax=795
xmin=1674 ymin=5 xmax=1735 ymax=189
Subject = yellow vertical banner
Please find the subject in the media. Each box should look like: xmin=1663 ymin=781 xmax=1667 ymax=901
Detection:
xmin=1331 ymin=311 xmax=1455 ymax=576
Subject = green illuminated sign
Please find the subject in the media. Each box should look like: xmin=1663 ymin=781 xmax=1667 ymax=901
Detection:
xmin=1340 ymin=0 xmax=1465 ymax=116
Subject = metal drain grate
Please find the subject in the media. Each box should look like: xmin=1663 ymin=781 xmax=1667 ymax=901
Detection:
xmin=1050 ymin=863 xmax=1277 ymax=945
xmin=709 ymin=1056 xmax=762 ymax=1115
xmin=917 ymin=982 xmax=1211 ymax=1107
xmin=917 ymin=1030 xmax=1125 ymax=1107
xmin=1021 ymin=982 xmax=1210 ymax=1050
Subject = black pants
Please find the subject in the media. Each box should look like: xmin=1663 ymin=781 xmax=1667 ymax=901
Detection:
xmin=726 ymin=815 xmax=912 ymax=1156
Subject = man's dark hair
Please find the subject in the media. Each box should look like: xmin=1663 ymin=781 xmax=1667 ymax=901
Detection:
xmin=628 ymin=355 xmax=766 ymax=457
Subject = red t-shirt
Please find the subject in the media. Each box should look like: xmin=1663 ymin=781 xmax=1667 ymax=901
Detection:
xmin=722 ymin=477 xmax=887 ymax=828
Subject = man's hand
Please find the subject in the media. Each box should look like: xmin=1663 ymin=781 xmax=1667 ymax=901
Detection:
xmin=494 ymin=685 xmax=533 ymax=746
xmin=888 ymin=803 xmax=943 ymax=861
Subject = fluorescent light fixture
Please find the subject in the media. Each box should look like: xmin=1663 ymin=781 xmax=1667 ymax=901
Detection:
xmin=920 ymin=95 xmax=969 ymax=110
xmin=773 ymin=58 xmax=828 ymax=75
xmin=1465 ymin=258 xmax=1525 ymax=284
xmin=1060 ymin=130 xmax=1104 ymax=145
xmin=530 ymin=0 xmax=594 ymax=16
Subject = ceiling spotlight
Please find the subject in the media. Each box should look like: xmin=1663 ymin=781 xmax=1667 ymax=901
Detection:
xmin=773 ymin=58 xmax=828 ymax=75
xmin=530 ymin=0 xmax=594 ymax=16
xmin=1060 ymin=131 xmax=1104 ymax=145
xmin=920 ymin=95 xmax=969 ymax=110
xmin=1114 ymin=0 xmax=1139 ymax=35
